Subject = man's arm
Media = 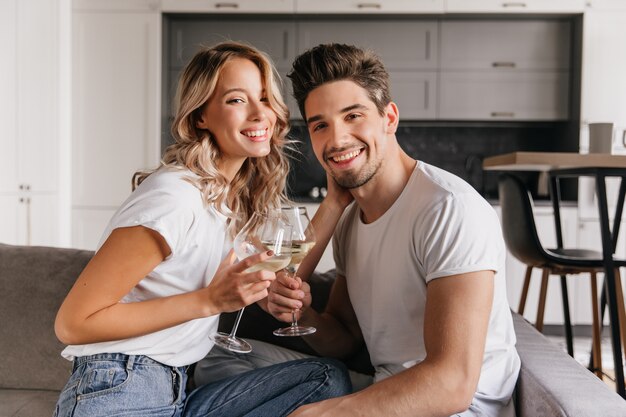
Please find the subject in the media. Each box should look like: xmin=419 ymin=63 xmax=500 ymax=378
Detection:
xmin=289 ymin=270 xmax=494 ymax=417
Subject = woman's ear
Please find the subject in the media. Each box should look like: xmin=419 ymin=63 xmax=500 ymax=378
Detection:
xmin=196 ymin=115 xmax=208 ymax=129
xmin=385 ymin=101 xmax=399 ymax=134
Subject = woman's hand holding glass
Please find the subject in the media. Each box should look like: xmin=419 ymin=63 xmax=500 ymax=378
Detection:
xmin=210 ymin=211 xmax=292 ymax=353
xmin=205 ymin=249 xmax=276 ymax=315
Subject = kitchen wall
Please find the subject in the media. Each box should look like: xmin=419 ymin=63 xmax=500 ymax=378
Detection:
xmin=287 ymin=121 xmax=578 ymax=202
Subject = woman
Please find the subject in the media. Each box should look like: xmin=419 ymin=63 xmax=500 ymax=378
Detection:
xmin=53 ymin=41 xmax=350 ymax=417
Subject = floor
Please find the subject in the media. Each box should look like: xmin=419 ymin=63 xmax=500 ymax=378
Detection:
xmin=546 ymin=333 xmax=619 ymax=388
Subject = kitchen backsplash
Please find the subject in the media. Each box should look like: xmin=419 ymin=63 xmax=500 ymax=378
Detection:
xmin=287 ymin=121 xmax=578 ymax=203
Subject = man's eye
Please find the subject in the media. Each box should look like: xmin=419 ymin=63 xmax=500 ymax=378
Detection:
xmin=311 ymin=123 xmax=326 ymax=132
xmin=347 ymin=113 xmax=361 ymax=120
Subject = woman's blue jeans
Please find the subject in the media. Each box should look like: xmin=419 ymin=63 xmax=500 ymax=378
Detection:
xmin=54 ymin=352 xmax=351 ymax=417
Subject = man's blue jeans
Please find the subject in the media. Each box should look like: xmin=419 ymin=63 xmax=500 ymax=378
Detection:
xmin=54 ymin=353 xmax=351 ymax=417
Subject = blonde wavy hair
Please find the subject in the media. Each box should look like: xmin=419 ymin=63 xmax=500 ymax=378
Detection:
xmin=133 ymin=41 xmax=291 ymax=236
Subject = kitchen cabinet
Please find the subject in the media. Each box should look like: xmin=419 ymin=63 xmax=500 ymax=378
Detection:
xmin=0 ymin=195 xmax=60 ymax=247
xmin=296 ymin=0 xmax=444 ymax=13
xmin=439 ymin=72 xmax=569 ymax=121
xmin=579 ymin=3 xmax=626 ymax=152
xmin=439 ymin=20 xmax=570 ymax=121
xmin=73 ymin=0 xmax=159 ymax=11
xmin=169 ymin=19 xmax=297 ymax=70
xmin=167 ymin=17 xmax=299 ymax=120
xmin=161 ymin=0 xmax=295 ymax=13
xmin=445 ymin=0 xmax=585 ymax=13
xmin=0 ymin=0 xmax=64 ymax=246
xmin=297 ymin=19 xmax=438 ymax=119
xmin=72 ymin=2 xmax=160 ymax=249
xmin=298 ymin=20 xmax=438 ymax=70
xmin=440 ymin=20 xmax=570 ymax=70
xmin=72 ymin=208 xmax=117 ymax=251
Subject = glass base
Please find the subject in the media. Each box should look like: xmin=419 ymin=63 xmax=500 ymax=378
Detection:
xmin=210 ymin=332 xmax=253 ymax=353
xmin=273 ymin=325 xmax=316 ymax=337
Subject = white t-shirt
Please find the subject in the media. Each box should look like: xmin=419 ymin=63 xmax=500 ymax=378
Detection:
xmin=333 ymin=161 xmax=520 ymax=416
xmin=62 ymin=167 xmax=231 ymax=367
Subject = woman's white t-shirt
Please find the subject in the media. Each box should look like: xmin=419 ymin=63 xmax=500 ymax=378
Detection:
xmin=62 ymin=167 xmax=230 ymax=367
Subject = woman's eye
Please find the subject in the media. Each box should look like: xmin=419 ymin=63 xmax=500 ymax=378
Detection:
xmin=226 ymin=98 xmax=245 ymax=104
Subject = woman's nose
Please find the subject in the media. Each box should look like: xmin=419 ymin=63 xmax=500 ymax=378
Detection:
xmin=249 ymin=100 xmax=268 ymax=121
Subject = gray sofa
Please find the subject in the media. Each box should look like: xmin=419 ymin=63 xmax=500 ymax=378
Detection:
xmin=1 ymin=243 xmax=626 ymax=417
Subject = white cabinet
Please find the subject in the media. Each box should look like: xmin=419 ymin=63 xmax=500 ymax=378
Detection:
xmin=439 ymin=20 xmax=570 ymax=121
xmin=445 ymin=0 xmax=585 ymax=13
xmin=0 ymin=0 xmax=64 ymax=246
xmin=72 ymin=2 xmax=160 ymax=249
xmin=579 ymin=4 xmax=626 ymax=152
xmin=296 ymin=0 xmax=444 ymax=13
xmin=162 ymin=0 xmax=295 ymax=13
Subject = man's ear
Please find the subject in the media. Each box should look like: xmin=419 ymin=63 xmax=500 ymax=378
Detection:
xmin=385 ymin=101 xmax=399 ymax=134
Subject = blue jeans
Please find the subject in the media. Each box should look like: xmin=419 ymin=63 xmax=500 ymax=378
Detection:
xmin=54 ymin=353 xmax=350 ymax=417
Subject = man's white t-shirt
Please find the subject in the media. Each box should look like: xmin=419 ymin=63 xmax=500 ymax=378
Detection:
xmin=62 ymin=167 xmax=230 ymax=367
xmin=333 ymin=161 xmax=520 ymax=416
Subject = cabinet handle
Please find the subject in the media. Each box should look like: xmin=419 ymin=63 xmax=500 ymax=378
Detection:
xmin=502 ymin=2 xmax=527 ymax=7
xmin=25 ymin=197 xmax=31 ymax=246
xmin=19 ymin=184 xmax=24 ymax=190
xmin=424 ymin=80 xmax=429 ymax=110
xmin=25 ymin=184 xmax=30 ymax=191
xmin=214 ymin=2 xmax=239 ymax=9
xmin=425 ymin=30 xmax=431 ymax=60
xmin=357 ymin=3 xmax=382 ymax=9
xmin=492 ymin=62 xmax=516 ymax=68
xmin=622 ymin=129 xmax=626 ymax=147
xmin=491 ymin=112 xmax=515 ymax=118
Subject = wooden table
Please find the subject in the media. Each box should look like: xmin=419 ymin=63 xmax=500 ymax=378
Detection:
xmin=484 ymin=152 xmax=626 ymax=397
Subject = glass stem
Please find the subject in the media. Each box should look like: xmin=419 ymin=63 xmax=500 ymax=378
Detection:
xmin=286 ymin=266 xmax=299 ymax=328
xmin=229 ymin=307 xmax=245 ymax=338
xmin=291 ymin=310 xmax=298 ymax=328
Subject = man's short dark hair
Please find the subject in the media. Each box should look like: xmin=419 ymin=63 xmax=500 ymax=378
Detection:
xmin=287 ymin=43 xmax=391 ymax=120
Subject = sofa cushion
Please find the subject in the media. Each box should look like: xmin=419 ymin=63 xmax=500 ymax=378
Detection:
xmin=0 ymin=389 xmax=61 ymax=417
xmin=0 ymin=244 xmax=93 ymax=391
xmin=512 ymin=312 xmax=626 ymax=417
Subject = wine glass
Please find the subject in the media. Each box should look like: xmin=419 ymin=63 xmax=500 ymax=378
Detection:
xmin=273 ymin=206 xmax=317 ymax=337
xmin=210 ymin=211 xmax=292 ymax=353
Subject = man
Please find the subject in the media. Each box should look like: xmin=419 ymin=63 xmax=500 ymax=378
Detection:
xmin=267 ymin=43 xmax=520 ymax=417
xmin=195 ymin=43 xmax=520 ymax=416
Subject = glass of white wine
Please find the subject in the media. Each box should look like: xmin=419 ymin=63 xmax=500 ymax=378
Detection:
xmin=273 ymin=206 xmax=317 ymax=337
xmin=210 ymin=211 xmax=292 ymax=353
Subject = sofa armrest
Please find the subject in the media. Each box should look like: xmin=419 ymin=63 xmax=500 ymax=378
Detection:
xmin=512 ymin=312 xmax=626 ymax=417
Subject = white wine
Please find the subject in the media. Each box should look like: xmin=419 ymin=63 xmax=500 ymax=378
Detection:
xmin=244 ymin=255 xmax=291 ymax=273
xmin=288 ymin=241 xmax=316 ymax=267
xmin=235 ymin=240 xmax=292 ymax=273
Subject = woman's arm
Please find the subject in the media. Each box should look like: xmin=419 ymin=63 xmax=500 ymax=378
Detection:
xmin=55 ymin=225 xmax=276 ymax=345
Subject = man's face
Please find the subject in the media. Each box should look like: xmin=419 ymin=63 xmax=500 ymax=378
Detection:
xmin=304 ymin=80 xmax=395 ymax=189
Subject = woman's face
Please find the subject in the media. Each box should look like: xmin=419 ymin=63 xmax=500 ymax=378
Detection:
xmin=196 ymin=57 xmax=277 ymax=176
